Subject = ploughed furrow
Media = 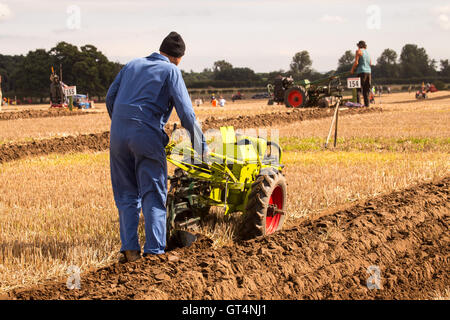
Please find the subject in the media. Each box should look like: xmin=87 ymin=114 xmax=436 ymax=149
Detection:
xmin=201 ymin=106 xmax=381 ymax=129
xmin=0 ymin=132 xmax=110 ymax=163
xmin=8 ymin=176 xmax=449 ymax=300
xmin=0 ymin=109 xmax=94 ymax=121
xmin=0 ymin=107 xmax=381 ymax=164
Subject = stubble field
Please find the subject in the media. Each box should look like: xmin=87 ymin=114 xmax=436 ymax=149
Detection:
xmin=0 ymin=91 xmax=449 ymax=299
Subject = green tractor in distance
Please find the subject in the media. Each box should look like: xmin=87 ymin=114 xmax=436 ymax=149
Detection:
xmin=165 ymin=126 xmax=287 ymax=246
xmin=268 ymin=72 xmax=351 ymax=108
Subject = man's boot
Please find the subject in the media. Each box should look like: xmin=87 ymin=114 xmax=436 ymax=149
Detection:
xmin=119 ymin=250 xmax=141 ymax=263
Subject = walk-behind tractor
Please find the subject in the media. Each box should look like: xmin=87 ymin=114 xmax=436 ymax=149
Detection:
xmin=165 ymin=126 xmax=287 ymax=247
xmin=268 ymin=72 xmax=351 ymax=108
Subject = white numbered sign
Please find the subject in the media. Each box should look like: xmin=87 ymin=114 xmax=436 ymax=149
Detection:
xmin=64 ymin=86 xmax=77 ymax=96
xmin=347 ymin=78 xmax=361 ymax=89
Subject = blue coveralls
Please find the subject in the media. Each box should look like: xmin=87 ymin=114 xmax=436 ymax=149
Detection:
xmin=106 ymin=52 xmax=207 ymax=254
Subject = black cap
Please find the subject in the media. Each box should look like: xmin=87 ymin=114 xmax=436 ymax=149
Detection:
xmin=160 ymin=32 xmax=186 ymax=58
xmin=357 ymin=40 xmax=367 ymax=48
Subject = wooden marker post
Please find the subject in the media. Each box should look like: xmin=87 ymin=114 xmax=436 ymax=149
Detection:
xmin=334 ymin=102 xmax=339 ymax=147
xmin=324 ymin=99 xmax=341 ymax=149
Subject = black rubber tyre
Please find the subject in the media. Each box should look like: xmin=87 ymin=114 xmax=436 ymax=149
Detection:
xmin=239 ymin=168 xmax=287 ymax=240
xmin=284 ymin=86 xmax=308 ymax=108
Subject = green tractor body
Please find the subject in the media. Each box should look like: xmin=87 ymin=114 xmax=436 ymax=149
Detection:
xmin=165 ymin=126 xmax=287 ymax=244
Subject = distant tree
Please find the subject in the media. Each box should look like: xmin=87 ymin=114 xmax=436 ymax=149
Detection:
xmin=399 ymin=44 xmax=435 ymax=78
xmin=182 ymin=68 xmax=214 ymax=86
xmin=213 ymin=60 xmax=233 ymax=73
xmin=75 ymin=44 xmax=120 ymax=97
xmin=2 ymin=41 xmax=448 ymax=97
xmin=429 ymin=59 xmax=438 ymax=74
xmin=211 ymin=58 xmax=261 ymax=83
xmin=376 ymin=48 xmax=399 ymax=78
xmin=49 ymin=43 xmax=121 ymax=97
xmin=440 ymin=59 xmax=450 ymax=77
xmin=72 ymin=58 xmax=101 ymax=96
xmin=214 ymin=67 xmax=260 ymax=82
xmin=80 ymin=44 xmax=107 ymax=63
xmin=0 ymin=54 xmax=25 ymax=94
xmin=0 ymin=43 xmax=124 ymax=99
xmin=337 ymin=50 xmax=355 ymax=73
xmin=290 ymin=51 xmax=312 ymax=78
xmin=14 ymin=49 xmax=53 ymax=98
xmin=230 ymin=67 xmax=261 ymax=82
xmin=377 ymin=48 xmax=397 ymax=65
xmin=49 ymin=42 xmax=81 ymax=85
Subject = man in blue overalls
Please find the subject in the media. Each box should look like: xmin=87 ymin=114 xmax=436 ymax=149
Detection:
xmin=106 ymin=32 xmax=208 ymax=263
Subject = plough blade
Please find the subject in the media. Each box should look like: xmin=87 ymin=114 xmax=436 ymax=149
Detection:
xmin=168 ymin=230 xmax=197 ymax=248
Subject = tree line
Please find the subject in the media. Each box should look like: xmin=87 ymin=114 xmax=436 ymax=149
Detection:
xmin=184 ymin=43 xmax=449 ymax=89
xmin=0 ymin=42 xmax=449 ymax=101
xmin=0 ymin=42 xmax=122 ymax=102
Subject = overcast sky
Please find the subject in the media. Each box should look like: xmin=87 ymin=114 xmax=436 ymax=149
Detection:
xmin=0 ymin=0 xmax=449 ymax=72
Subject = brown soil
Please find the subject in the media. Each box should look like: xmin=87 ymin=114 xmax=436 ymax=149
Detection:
xmin=0 ymin=109 xmax=93 ymax=121
xmin=0 ymin=107 xmax=381 ymax=164
xmin=201 ymin=106 xmax=381 ymax=130
xmin=0 ymin=132 xmax=110 ymax=163
xmin=7 ymin=176 xmax=449 ymax=300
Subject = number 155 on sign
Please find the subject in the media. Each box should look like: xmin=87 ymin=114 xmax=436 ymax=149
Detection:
xmin=64 ymin=86 xmax=77 ymax=97
xmin=347 ymin=78 xmax=361 ymax=89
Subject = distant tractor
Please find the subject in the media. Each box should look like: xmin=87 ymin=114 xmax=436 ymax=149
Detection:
xmin=49 ymin=74 xmax=68 ymax=108
xmin=268 ymin=72 xmax=351 ymax=108
xmin=416 ymin=83 xmax=438 ymax=99
xmin=232 ymin=92 xmax=244 ymax=102
xmin=73 ymin=94 xmax=94 ymax=109
xmin=49 ymin=66 xmax=89 ymax=110
xmin=415 ymin=89 xmax=428 ymax=99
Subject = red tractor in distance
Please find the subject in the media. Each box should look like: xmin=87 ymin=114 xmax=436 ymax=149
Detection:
xmin=416 ymin=83 xmax=438 ymax=99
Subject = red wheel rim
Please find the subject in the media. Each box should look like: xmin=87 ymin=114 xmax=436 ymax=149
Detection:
xmin=266 ymin=185 xmax=283 ymax=234
xmin=287 ymin=90 xmax=303 ymax=108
